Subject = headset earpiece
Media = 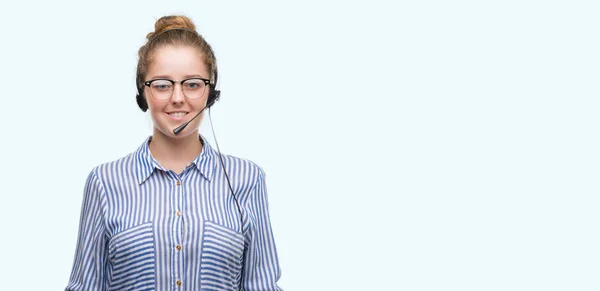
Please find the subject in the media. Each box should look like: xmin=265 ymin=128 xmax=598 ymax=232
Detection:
xmin=136 ymin=91 xmax=148 ymax=112
xmin=206 ymin=68 xmax=220 ymax=108
xmin=207 ymin=89 xmax=220 ymax=108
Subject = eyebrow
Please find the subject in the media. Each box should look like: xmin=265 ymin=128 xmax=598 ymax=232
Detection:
xmin=150 ymin=74 xmax=207 ymax=79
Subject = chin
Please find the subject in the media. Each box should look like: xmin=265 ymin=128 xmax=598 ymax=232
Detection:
xmin=155 ymin=125 xmax=196 ymax=139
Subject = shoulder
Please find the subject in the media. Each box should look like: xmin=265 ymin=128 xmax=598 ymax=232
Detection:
xmin=88 ymin=152 xmax=138 ymax=184
xmin=213 ymin=152 xmax=266 ymax=193
xmin=220 ymin=153 xmax=265 ymax=176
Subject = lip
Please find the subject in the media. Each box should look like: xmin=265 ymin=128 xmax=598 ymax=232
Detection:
xmin=166 ymin=112 xmax=190 ymax=121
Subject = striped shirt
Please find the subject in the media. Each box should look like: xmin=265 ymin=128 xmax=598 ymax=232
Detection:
xmin=66 ymin=134 xmax=283 ymax=291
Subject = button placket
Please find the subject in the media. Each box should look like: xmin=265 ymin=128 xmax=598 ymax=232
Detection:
xmin=172 ymin=177 xmax=184 ymax=290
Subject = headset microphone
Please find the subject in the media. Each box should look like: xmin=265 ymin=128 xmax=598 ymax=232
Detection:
xmin=172 ymin=97 xmax=217 ymax=135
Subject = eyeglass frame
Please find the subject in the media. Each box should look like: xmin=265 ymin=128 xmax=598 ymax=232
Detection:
xmin=143 ymin=77 xmax=211 ymax=100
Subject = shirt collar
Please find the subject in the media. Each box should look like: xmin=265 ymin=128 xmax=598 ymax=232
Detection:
xmin=134 ymin=134 xmax=217 ymax=184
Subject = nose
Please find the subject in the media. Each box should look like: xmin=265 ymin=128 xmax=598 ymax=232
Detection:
xmin=171 ymin=83 xmax=185 ymax=104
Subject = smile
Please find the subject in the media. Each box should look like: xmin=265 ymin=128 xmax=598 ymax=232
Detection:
xmin=168 ymin=112 xmax=189 ymax=117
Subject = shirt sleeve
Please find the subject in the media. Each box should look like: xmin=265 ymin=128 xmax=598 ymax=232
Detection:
xmin=65 ymin=168 xmax=109 ymax=291
xmin=241 ymin=169 xmax=283 ymax=291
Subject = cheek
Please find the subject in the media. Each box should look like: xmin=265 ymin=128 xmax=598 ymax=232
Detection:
xmin=145 ymin=92 xmax=164 ymax=111
xmin=194 ymin=100 xmax=207 ymax=110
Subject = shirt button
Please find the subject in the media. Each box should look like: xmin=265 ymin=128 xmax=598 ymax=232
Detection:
xmin=176 ymin=245 xmax=182 ymax=251
xmin=176 ymin=280 xmax=182 ymax=286
xmin=176 ymin=211 xmax=182 ymax=216
xmin=176 ymin=181 xmax=181 ymax=186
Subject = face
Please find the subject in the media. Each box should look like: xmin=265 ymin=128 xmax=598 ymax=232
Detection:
xmin=144 ymin=45 xmax=210 ymax=140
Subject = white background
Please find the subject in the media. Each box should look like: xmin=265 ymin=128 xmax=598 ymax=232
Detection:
xmin=0 ymin=0 xmax=598 ymax=290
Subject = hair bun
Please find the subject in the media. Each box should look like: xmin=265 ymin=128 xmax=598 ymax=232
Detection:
xmin=146 ymin=15 xmax=196 ymax=40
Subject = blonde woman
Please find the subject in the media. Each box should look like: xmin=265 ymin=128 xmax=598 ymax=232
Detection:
xmin=66 ymin=15 xmax=283 ymax=291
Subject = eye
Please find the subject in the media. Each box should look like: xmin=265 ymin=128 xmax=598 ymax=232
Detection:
xmin=151 ymin=80 xmax=173 ymax=91
xmin=184 ymin=80 xmax=204 ymax=90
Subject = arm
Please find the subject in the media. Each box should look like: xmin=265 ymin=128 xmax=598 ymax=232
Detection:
xmin=241 ymin=169 xmax=283 ymax=291
xmin=65 ymin=168 xmax=108 ymax=291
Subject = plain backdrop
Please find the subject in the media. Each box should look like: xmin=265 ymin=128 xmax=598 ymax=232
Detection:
xmin=0 ymin=0 xmax=599 ymax=290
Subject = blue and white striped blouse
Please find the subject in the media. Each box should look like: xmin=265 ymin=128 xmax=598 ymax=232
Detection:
xmin=65 ymin=134 xmax=282 ymax=291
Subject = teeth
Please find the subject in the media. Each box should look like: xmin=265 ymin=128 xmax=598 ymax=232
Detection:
xmin=169 ymin=112 xmax=188 ymax=117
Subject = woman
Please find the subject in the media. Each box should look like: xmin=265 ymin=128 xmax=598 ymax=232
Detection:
xmin=66 ymin=15 xmax=283 ymax=291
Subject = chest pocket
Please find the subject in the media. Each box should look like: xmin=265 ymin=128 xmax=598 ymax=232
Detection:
xmin=108 ymin=221 xmax=156 ymax=291
xmin=200 ymin=220 xmax=245 ymax=290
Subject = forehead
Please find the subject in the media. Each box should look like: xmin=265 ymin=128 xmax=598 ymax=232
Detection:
xmin=147 ymin=45 xmax=209 ymax=78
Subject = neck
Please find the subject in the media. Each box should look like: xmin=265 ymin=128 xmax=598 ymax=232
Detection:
xmin=149 ymin=128 xmax=203 ymax=167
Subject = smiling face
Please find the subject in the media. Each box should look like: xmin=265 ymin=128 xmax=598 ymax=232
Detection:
xmin=144 ymin=45 xmax=210 ymax=139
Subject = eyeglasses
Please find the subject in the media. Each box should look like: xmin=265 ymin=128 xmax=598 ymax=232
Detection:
xmin=144 ymin=77 xmax=210 ymax=100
